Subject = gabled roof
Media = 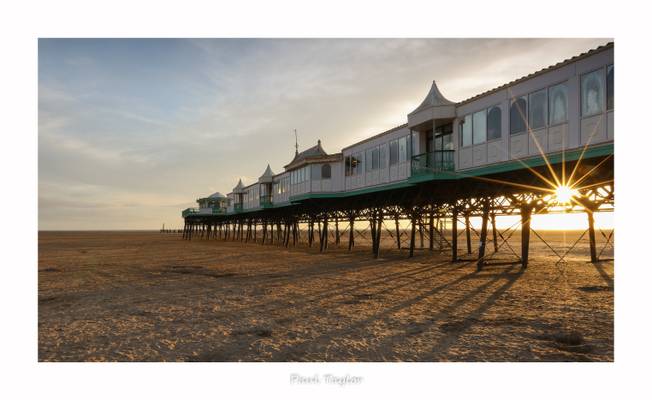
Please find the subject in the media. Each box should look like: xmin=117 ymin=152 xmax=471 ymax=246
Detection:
xmin=284 ymin=139 xmax=332 ymax=169
xmin=409 ymin=80 xmax=455 ymax=116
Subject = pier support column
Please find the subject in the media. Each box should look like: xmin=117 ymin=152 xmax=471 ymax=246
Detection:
xmin=348 ymin=215 xmax=355 ymax=251
xmin=429 ymin=211 xmax=435 ymax=251
xmin=395 ymin=214 xmax=401 ymax=249
xmin=465 ymin=213 xmax=472 ymax=254
xmin=491 ymin=212 xmax=498 ymax=253
xmin=374 ymin=210 xmax=383 ymax=258
xmin=335 ymin=217 xmax=340 ymax=245
xmin=587 ymin=208 xmax=598 ymax=263
xmin=409 ymin=214 xmax=416 ymax=258
xmin=477 ymin=200 xmax=490 ymax=271
xmin=521 ymin=205 xmax=532 ymax=269
xmin=451 ymin=208 xmax=458 ymax=262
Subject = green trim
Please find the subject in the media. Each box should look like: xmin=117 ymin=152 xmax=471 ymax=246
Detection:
xmin=408 ymin=143 xmax=613 ymax=183
xmin=289 ymin=180 xmax=414 ymax=202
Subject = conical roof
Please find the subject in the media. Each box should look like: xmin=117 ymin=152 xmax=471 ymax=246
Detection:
xmin=232 ymin=178 xmax=245 ymax=193
xmin=258 ymin=164 xmax=275 ymax=183
xmin=409 ymin=80 xmax=455 ymax=115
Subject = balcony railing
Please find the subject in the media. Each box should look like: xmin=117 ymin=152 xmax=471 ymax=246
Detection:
xmin=260 ymin=194 xmax=273 ymax=208
xmin=411 ymin=150 xmax=455 ymax=176
xmin=182 ymin=208 xmax=198 ymax=218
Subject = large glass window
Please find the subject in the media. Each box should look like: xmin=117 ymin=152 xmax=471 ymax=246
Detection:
xmin=461 ymin=114 xmax=472 ymax=147
xmin=582 ymin=69 xmax=604 ymax=117
xmin=351 ymin=153 xmax=361 ymax=175
xmin=379 ymin=145 xmax=387 ymax=169
xmin=607 ymin=64 xmax=614 ymax=110
xmin=345 ymin=156 xmax=351 ymax=176
xmin=510 ymin=97 xmax=527 ymax=135
xmin=487 ymin=106 xmax=501 ymax=140
xmin=411 ymin=132 xmax=418 ymax=156
xmin=472 ymin=110 xmax=487 ymax=144
xmin=321 ymin=164 xmax=331 ymax=179
xmin=372 ymin=147 xmax=379 ymax=169
xmin=398 ymin=136 xmax=407 ymax=162
xmin=529 ymin=89 xmax=547 ymax=130
xmin=548 ymin=83 xmax=568 ymax=125
xmin=442 ymin=133 xmax=453 ymax=150
xmin=389 ymin=140 xmax=398 ymax=165
xmin=365 ymin=148 xmax=373 ymax=172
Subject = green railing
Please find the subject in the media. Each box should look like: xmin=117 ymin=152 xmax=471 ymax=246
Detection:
xmin=411 ymin=150 xmax=455 ymax=176
xmin=212 ymin=206 xmax=226 ymax=215
xmin=182 ymin=208 xmax=198 ymax=218
xmin=260 ymin=194 xmax=273 ymax=208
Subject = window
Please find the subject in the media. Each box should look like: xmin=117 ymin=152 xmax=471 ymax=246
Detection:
xmin=442 ymin=133 xmax=453 ymax=150
xmin=345 ymin=156 xmax=351 ymax=176
xmin=311 ymin=164 xmax=320 ymax=180
xmin=406 ymin=135 xmax=413 ymax=159
xmin=351 ymin=153 xmax=361 ymax=175
xmin=472 ymin=110 xmax=487 ymax=144
xmin=379 ymin=145 xmax=387 ymax=169
xmin=607 ymin=64 xmax=614 ymax=110
xmin=487 ymin=106 xmax=501 ymax=141
xmin=365 ymin=148 xmax=373 ymax=172
xmin=510 ymin=97 xmax=527 ymax=135
xmin=321 ymin=164 xmax=331 ymax=179
xmin=398 ymin=136 xmax=407 ymax=162
xmin=411 ymin=132 xmax=418 ymax=157
xmin=372 ymin=147 xmax=379 ymax=169
xmin=548 ymin=83 xmax=568 ymax=125
xmin=461 ymin=114 xmax=472 ymax=147
xmin=389 ymin=140 xmax=398 ymax=165
xmin=581 ymin=69 xmax=604 ymax=117
xmin=529 ymin=89 xmax=547 ymax=130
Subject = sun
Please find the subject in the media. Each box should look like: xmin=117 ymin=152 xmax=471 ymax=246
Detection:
xmin=554 ymin=185 xmax=577 ymax=204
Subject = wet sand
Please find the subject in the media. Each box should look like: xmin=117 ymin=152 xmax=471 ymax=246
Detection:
xmin=38 ymin=230 xmax=613 ymax=361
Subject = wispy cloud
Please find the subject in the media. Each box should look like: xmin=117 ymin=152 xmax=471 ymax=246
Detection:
xmin=38 ymin=38 xmax=610 ymax=229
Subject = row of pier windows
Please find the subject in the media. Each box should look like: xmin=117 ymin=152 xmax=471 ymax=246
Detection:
xmin=460 ymin=106 xmax=502 ymax=147
xmin=290 ymin=165 xmax=310 ymax=185
xmin=345 ymin=134 xmax=412 ymax=176
xmin=461 ymin=65 xmax=613 ymax=145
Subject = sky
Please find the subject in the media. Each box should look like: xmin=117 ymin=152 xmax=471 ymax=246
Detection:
xmin=38 ymin=38 xmax=611 ymax=230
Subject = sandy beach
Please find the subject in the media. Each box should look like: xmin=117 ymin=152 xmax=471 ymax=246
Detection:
xmin=38 ymin=230 xmax=613 ymax=361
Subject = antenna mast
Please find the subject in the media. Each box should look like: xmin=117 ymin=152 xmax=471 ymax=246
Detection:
xmin=294 ymin=129 xmax=299 ymax=155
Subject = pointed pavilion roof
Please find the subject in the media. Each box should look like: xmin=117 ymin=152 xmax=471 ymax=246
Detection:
xmin=232 ymin=179 xmax=245 ymax=193
xmin=259 ymin=164 xmax=275 ymax=183
xmin=408 ymin=80 xmax=454 ymax=116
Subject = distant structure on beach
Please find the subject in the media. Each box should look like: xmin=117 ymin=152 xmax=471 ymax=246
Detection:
xmin=182 ymin=43 xmax=614 ymax=269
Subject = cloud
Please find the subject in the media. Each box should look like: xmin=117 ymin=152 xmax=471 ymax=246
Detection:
xmin=38 ymin=38 xmax=610 ymax=229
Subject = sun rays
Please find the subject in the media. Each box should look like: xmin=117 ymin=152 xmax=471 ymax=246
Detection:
xmin=423 ymin=86 xmax=613 ymax=211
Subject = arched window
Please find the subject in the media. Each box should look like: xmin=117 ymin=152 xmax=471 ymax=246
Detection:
xmin=581 ymin=70 xmax=604 ymax=117
xmin=321 ymin=164 xmax=331 ymax=179
xmin=607 ymin=65 xmax=614 ymax=110
xmin=549 ymin=83 xmax=568 ymax=125
xmin=487 ymin=106 xmax=502 ymax=140
xmin=510 ymin=97 xmax=527 ymax=135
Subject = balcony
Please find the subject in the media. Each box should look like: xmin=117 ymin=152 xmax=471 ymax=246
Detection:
xmin=411 ymin=150 xmax=455 ymax=177
xmin=182 ymin=208 xmax=198 ymax=218
xmin=260 ymin=194 xmax=273 ymax=208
